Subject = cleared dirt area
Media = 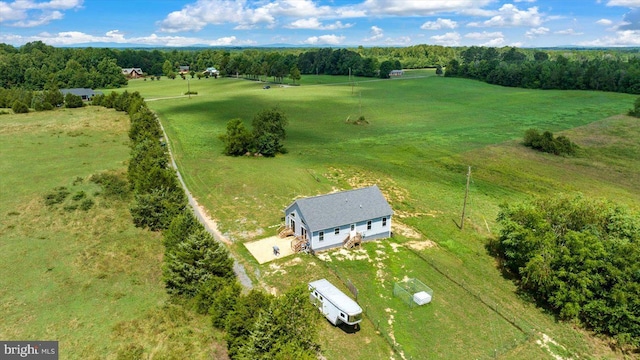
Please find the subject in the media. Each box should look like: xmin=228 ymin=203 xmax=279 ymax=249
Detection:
xmin=244 ymin=235 xmax=296 ymax=264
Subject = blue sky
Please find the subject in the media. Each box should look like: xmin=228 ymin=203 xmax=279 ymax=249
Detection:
xmin=1 ymin=0 xmax=639 ymax=47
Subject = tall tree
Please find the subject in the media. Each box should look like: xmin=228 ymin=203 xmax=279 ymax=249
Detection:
xmin=252 ymin=107 xmax=288 ymax=157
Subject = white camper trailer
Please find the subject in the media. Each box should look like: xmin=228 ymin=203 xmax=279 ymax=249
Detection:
xmin=309 ymin=279 xmax=363 ymax=326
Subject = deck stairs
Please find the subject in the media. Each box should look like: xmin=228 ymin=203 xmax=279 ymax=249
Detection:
xmin=343 ymin=233 xmax=362 ymax=249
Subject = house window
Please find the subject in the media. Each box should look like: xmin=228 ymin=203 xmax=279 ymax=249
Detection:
xmin=367 ymin=221 xmax=372 ymax=230
xmin=382 ymin=217 xmax=387 ymax=227
xmin=319 ymin=231 xmax=324 ymax=241
xmin=351 ymin=224 xmax=355 ymax=231
xmin=335 ymin=228 xmax=340 ymax=235
xmin=340 ymin=313 xmax=346 ymax=319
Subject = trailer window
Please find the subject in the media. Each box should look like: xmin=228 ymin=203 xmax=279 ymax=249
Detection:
xmin=340 ymin=313 xmax=346 ymax=319
xmin=334 ymin=228 xmax=339 ymax=235
xmin=348 ymin=313 xmax=363 ymax=323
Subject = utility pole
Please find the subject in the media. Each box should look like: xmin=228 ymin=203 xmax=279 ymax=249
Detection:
xmin=187 ymin=78 xmax=191 ymax=99
xmin=460 ymin=166 xmax=471 ymax=230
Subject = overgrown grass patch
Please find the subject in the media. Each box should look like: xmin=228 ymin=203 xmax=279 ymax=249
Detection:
xmin=0 ymin=107 xmax=225 ymax=359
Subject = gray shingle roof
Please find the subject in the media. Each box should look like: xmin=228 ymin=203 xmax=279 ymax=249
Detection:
xmin=60 ymin=88 xmax=100 ymax=98
xmin=288 ymin=185 xmax=393 ymax=231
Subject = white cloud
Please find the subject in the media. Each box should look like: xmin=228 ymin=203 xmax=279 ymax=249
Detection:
xmin=597 ymin=18 xmax=614 ymax=25
xmin=525 ymin=26 xmax=549 ymax=38
xmin=0 ymin=0 xmax=82 ymax=26
xmin=579 ymin=29 xmax=640 ymax=45
xmin=285 ymin=18 xmax=353 ymax=30
xmin=0 ymin=29 xmax=255 ymax=47
xmin=158 ymin=0 xmax=365 ymax=33
xmin=420 ymin=18 xmax=458 ymax=30
xmin=465 ymin=31 xmax=504 ymax=39
xmin=468 ymin=4 xmax=543 ymax=27
xmin=364 ymin=26 xmax=384 ymax=41
xmin=363 ymin=0 xmax=494 ymax=16
xmin=430 ymin=32 xmax=461 ymax=46
xmin=303 ymin=34 xmax=345 ymax=45
xmin=465 ymin=31 xmax=505 ymax=46
xmin=12 ymin=10 xmax=63 ymax=27
xmin=555 ymin=28 xmax=584 ymax=35
xmin=606 ymin=0 xmax=640 ymax=6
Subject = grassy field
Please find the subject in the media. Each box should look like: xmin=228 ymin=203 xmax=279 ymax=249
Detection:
xmin=0 ymin=107 xmax=228 ymax=359
xmin=114 ymin=73 xmax=639 ymax=359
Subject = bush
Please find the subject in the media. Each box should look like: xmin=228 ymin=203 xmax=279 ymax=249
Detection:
xmin=64 ymin=93 xmax=83 ymax=108
xmin=90 ymin=172 xmax=130 ymax=200
xmin=162 ymin=229 xmax=235 ymax=296
xmin=79 ymin=198 xmax=94 ymax=211
xmin=12 ymin=100 xmax=29 ymax=114
xmin=130 ymin=186 xmax=186 ymax=231
xmin=43 ymin=187 xmax=69 ymax=206
xmin=629 ymin=97 xmax=640 ymax=117
xmin=523 ymin=128 xmax=577 ymax=156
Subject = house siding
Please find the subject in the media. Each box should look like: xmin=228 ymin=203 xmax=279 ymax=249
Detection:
xmin=310 ymin=216 xmax=392 ymax=252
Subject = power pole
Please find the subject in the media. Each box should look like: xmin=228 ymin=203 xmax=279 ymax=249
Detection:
xmin=460 ymin=166 xmax=471 ymax=230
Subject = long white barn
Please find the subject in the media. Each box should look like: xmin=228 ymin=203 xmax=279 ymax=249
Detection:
xmin=284 ymin=185 xmax=393 ymax=252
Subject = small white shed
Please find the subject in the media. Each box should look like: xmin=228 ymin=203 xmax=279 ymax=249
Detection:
xmin=309 ymin=279 xmax=363 ymax=326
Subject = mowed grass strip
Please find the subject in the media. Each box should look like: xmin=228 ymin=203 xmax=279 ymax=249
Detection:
xmin=0 ymin=107 xmax=226 ymax=359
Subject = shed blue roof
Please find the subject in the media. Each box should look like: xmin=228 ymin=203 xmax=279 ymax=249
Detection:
xmin=286 ymin=185 xmax=393 ymax=231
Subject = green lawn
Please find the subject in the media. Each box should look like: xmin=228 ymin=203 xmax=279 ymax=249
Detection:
xmin=114 ymin=75 xmax=638 ymax=359
xmin=0 ymin=107 xmax=227 ymax=359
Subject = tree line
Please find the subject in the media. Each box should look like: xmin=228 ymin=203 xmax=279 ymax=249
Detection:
xmin=2 ymin=41 xmax=639 ymax=93
xmin=445 ymin=46 xmax=640 ymax=94
xmin=495 ymin=194 xmax=640 ymax=349
xmin=86 ymin=91 xmax=321 ymax=358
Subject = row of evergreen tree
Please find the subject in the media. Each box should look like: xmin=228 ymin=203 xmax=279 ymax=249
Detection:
xmin=445 ymin=46 xmax=640 ymax=94
xmin=94 ymin=92 xmax=321 ymax=358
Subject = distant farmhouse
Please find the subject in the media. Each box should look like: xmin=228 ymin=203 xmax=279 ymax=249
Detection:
xmin=60 ymin=88 xmax=102 ymax=101
xmin=179 ymin=66 xmax=190 ymax=75
xmin=389 ymin=70 xmax=404 ymax=77
xmin=284 ymin=185 xmax=393 ymax=252
xmin=122 ymin=68 xmax=143 ymax=78
xmin=203 ymin=67 xmax=219 ymax=77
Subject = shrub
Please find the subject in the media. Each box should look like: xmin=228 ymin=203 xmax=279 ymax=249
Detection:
xmin=130 ymin=187 xmax=186 ymax=231
xmin=72 ymin=191 xmax=86 ymax=201
xmin=12 ymin=100 xmax=29 ymax=114
xmin=79 ymin=199 xmax=94 ymax=211
xmin=90 ymin=172 xmax=130 ymax=200
xmin=44 ymin=187 xmax=70 ymax=206
xmin=64 ymin=93 xmax=83 ymax=108
xmin=523 ymin=128 xmax=577 ymax=156
xmin=629 ymin=97 xmax=640 ymax=117
xmin=162 ymin=229 xmax=235 ymax=296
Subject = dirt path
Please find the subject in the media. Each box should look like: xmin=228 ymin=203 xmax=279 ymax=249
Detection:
xmin=156 ymin=114 xmax=253 ymax=289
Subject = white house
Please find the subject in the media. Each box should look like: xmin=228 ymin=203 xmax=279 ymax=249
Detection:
xmin=203 ymin=67 xmax=219 ymax=76
xmin=309 ymin=279 xmax=363 ymax=326
xmin=284 ymin=185 xmax=393 ymax=252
